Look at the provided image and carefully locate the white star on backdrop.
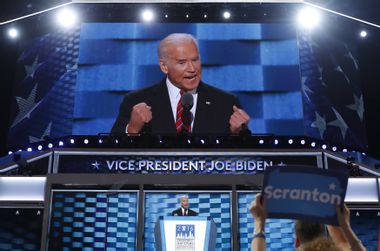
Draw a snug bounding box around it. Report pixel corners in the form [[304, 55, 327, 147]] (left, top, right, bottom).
[[302, 76, 314, 102], [347, 95, 364, 121], [11, 84, 42, 128], [311, 112, 326, 138], [328, 108, 349, 139], [24, 56, 42, 79], [29, 122, 52, 143]]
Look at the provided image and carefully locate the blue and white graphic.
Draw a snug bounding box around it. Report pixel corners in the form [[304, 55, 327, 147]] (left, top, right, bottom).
[[263, 165, 349, 225], [175, 224, 195, 251]]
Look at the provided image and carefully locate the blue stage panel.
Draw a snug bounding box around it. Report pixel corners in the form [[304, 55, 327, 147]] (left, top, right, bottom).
[[237, 192, 294, 251], [144, 191, 232, 251], [48, 191, 138, 250]]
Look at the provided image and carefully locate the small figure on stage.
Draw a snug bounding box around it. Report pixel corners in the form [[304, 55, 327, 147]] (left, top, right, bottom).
[[172, 195, 198, 216]]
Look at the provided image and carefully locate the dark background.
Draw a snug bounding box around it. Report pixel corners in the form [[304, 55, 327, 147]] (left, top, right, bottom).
[[1, 0, 380, 158]]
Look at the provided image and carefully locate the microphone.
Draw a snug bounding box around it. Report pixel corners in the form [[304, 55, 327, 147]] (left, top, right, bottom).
[[181, 92, 193, 111], [180, 92, 194, 133]]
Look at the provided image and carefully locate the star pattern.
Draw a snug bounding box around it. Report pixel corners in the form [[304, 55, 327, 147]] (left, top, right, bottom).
[[91, 161, 101, 170], [311, 112, 326, 138], [28, 122, 52, 143], [328, 108, 349, 140], [24, 56, 42, 79], [11, 84, 42, 128], [347, 95, 364, 121]]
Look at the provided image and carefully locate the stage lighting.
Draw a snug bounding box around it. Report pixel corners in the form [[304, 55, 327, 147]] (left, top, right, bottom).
[[98, 139, 103, 144], [8, 151, 13, 155], [259, 139, 264, 144], [332, 146, 337, 151], [288, 139, 293, 145], [274, 139, 279, 145], [141, 9, 154, 22], [70, 139, 75, 144], [204, 14, 208, 19], [300, 140, 306, 145], [48, 143, 53, 149], [38, 145, 43, 151], [56, 8, 78, 28], [342, 149, 348, 152], [58, 141, 64, 146], [27, 148, 32, 152], [165, 14, 168, 18], [297, 7, 320, 29], [360, 30, 367, 38], [8, 28, 19, 39], [311, 142, 316, 147], [84, 139, 89, 144], [322, 144, 327, 149], [186, 14, 189, 18], [201, 139, 205, 144], [223, 11, 231, 19]]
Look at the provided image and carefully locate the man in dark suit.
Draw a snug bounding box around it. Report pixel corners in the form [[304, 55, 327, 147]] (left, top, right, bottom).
[[172, 195, 198, 216], [111, 33, 250, 135]]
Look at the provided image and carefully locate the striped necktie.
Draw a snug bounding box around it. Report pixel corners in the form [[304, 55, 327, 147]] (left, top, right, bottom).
[[175, 91, 191, 133]]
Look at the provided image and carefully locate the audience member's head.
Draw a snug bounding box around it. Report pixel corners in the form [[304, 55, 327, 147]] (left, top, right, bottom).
[[299, 237, 340, 251], [294, 220, 325, 249]]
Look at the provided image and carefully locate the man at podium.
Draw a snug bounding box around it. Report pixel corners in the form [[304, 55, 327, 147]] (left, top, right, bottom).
[[172, 195, 198, 216]]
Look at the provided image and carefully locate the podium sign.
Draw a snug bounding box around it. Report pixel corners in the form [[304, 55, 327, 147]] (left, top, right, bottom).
[[155, 216, 216, 251]]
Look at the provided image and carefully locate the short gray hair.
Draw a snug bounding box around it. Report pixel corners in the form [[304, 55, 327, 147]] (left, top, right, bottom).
[[158, 33, 199, 60]]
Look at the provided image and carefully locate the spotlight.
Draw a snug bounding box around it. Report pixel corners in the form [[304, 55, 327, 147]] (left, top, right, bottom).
[[186, 14, 189, 18], [360, 30, 367, 38], [165, 14, 168, 18], [70, 139, 75, 144], [59, 141, 64, 146], [8, 151, 13, 155], [297, 7, 320, 29], [56, 8, 78, 28], [187, 139, 191, 144], [115, 139, 119, 144], [27, 148, 32, 152], [141, 9, 154, 22], [223, 11, 231, 19], [98, 139, 103, 144], [48, 143, 53, 149], [84, 139, 89, 144], [311, 142, 316, 147], [322, 144, 327, 149], [300, 140, 306, 145], [18, 149, 22, 152], [332, 146, 337, 151], [274, 139, 279, 145], [216, 139, 220, 144], [259, 139, 264, 144], [342, 149, 348, 152], [204, 14, 208, 18], [38, 145, 43, 151], [200, 139, 205, 144], [288, 139, 293, 145], [8, 28, 19, 39]]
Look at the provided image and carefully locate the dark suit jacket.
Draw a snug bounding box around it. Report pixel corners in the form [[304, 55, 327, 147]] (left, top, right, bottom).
[[172, 207, 198, 216], [111, 79, 242, 134]]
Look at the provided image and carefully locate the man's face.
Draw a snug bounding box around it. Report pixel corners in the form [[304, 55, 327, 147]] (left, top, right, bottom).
[[180, 197, 189, 209], [159, 40, 201, 91]]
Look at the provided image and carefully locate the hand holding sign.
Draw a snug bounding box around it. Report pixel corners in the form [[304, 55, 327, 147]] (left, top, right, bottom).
[[262, 165, 349, 225]]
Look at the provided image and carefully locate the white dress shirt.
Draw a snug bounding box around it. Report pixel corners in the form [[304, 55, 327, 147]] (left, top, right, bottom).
[[166, 78, 198, 132]]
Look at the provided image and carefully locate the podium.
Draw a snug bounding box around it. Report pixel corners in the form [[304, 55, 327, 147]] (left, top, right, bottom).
[[155, 216, 217, 251]]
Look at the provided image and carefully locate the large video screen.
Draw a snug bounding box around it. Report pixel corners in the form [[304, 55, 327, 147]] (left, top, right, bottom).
[[8, 22, 303, 148]]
